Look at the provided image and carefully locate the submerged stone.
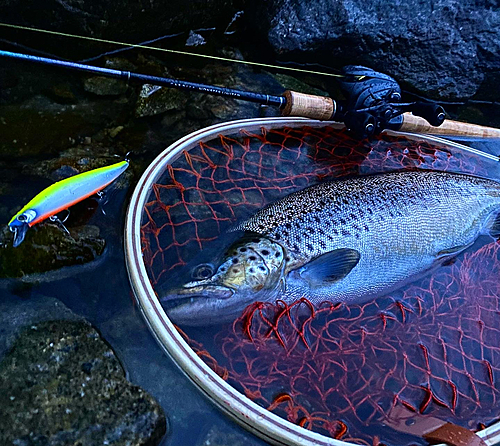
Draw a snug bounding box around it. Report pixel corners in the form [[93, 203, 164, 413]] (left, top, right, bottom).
[[0, 223, 106, 279], [0, 320, 166, 446], [135, 85, 187, 118]]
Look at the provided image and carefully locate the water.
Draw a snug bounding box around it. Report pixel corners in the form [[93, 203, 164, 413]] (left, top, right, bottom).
[[141, 123, 500, 445], [2, 47, 500, 446], [0, 57, 271, 445]]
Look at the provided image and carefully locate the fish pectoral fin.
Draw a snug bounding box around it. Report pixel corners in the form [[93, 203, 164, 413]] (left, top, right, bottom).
[[298, 248, 360, 287]]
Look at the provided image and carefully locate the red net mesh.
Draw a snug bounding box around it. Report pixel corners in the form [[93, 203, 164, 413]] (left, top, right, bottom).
[[140, 125, 499, 445]]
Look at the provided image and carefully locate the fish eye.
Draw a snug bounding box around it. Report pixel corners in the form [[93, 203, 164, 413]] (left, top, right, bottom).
[[17, 214, 27, 222], [192, 263, 214, 279]]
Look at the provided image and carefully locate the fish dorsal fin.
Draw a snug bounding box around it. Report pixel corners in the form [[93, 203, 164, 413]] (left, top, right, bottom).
[[298, 248, 360, 287]]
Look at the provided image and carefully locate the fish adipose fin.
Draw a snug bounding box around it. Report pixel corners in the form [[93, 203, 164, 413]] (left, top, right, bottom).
[[298, 248, 360, 287]]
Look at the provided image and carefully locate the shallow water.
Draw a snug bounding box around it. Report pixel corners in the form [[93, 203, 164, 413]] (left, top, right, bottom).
[[2, 44, 500, 446], [141, 125, 500, 445], [0, 57, 274, 445]]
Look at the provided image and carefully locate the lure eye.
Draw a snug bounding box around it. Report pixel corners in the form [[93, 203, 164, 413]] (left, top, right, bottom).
[[15, 210, 36, 224], [193, 264, 214, 280]]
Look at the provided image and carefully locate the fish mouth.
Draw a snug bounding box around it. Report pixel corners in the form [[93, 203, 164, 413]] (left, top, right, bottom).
[[160, 284, 234, 311]]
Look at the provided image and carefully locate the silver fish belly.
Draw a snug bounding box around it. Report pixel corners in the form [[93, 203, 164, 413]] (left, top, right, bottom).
[[234, 170, 500, 304]]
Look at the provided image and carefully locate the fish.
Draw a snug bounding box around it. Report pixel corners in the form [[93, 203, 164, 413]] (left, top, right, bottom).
[[8, 160, 129, 247], [161, 170, 500, 326]]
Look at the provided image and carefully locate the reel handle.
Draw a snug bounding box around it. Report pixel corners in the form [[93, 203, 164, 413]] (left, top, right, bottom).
[[410, 102, 446, 127]]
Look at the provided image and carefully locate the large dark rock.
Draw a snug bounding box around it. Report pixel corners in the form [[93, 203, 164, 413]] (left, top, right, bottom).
[[0, 0, 244, 59], [255, 0, 500, 100], [0, 319, 166, 446]]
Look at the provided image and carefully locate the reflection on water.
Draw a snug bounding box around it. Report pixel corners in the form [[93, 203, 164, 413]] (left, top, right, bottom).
[[142, 125, 500, 445]]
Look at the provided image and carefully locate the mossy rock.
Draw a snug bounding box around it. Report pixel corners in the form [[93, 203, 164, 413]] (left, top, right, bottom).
[[0, 224, 105, 279], [0, 320, 166, 446]]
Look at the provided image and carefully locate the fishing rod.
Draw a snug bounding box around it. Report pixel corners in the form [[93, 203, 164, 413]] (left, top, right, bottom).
[[2, 50, 500, 139]]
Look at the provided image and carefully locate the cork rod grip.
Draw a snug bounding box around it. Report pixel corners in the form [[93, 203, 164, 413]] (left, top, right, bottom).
[[281, 90, 336, 121], [400, 113, 500, 138]]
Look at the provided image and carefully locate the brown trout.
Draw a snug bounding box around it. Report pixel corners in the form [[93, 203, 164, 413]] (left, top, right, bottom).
[[161, 170, 500, 325]]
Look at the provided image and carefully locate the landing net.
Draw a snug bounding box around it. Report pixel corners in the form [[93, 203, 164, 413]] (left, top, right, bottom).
[[140, 124, 499, 445]]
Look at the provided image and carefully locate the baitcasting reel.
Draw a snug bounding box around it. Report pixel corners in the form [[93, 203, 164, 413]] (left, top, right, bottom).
[[337, 66, 446, 138]]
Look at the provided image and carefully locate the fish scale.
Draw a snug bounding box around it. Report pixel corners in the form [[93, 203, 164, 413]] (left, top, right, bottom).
[[234, 171, 500, 301], [163, 170, 500, 325]]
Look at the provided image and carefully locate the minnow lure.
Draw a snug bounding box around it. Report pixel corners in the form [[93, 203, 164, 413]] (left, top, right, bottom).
[[8, 160, 129, 247]]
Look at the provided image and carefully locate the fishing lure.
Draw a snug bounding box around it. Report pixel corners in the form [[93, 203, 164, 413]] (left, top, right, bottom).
[[8, 160, 129, 247]]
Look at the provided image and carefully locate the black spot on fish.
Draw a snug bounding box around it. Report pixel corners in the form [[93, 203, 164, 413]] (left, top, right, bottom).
[[249, 256, 257, 261], [285, 223, 292, 229], [233, 268, 240, 273], [275, 252, 281, 258], [252, 238, 260, 243], [220, 267, 226, 272], [261, 250, 269, 256], [232, 258, 239, 264], [249, 268, 255, 273], [285, 256, 291, 262], [258, 266, 266, 271], [240, 247, 247, 252], [293, 243, 299, 251], [307, 243, 313, 251]]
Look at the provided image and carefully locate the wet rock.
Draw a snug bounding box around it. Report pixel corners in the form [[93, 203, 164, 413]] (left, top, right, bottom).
[[0, 0, 244, 60], [0, 320, 166, 446], [201, 425, 250, 446], [0, 223, 106, 279], [84, 76, 129, 97], [0, 294, 83, 360], [255, 0, 500, 100], [186, 30, 207, 47], [0, 95, 130, 158], [270, 73, 328, 97], [49, 83, 78, 104], [135, 85, 187, 118], [22, 144, 132, 186]]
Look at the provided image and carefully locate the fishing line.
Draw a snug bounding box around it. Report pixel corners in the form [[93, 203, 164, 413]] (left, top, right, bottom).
[[0, 22, 346, 78], [79, 32, 185, 63]]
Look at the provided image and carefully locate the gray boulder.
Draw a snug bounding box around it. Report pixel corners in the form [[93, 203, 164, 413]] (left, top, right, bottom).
[[256, 0, 500, 99], [0, 318, 166, 446]]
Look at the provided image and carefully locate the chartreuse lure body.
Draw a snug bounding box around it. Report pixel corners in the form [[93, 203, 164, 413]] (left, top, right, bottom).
[[8, 160, 129, 247]]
